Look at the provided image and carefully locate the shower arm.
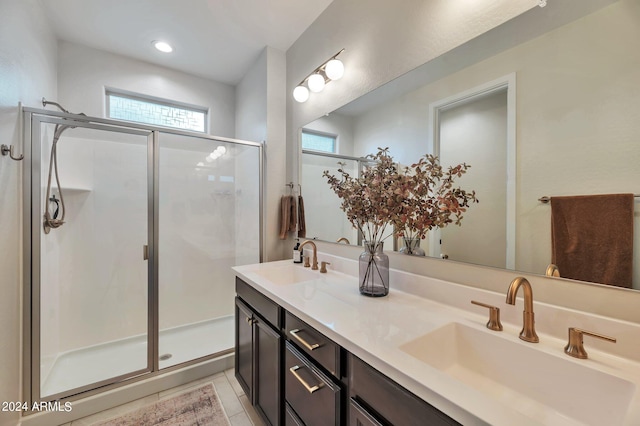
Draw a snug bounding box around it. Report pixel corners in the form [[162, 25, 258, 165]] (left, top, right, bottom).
[[42, 97, 70, 113]]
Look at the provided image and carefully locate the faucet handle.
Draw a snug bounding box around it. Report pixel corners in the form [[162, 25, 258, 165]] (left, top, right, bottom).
[[564, 327, 616, 359], [320, 261, 331, 273], [303, 255, 310, 268], [471, 300, 503, 331]]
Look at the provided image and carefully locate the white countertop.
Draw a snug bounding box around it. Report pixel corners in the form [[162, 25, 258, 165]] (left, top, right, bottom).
[[233, 257, 640, 426]]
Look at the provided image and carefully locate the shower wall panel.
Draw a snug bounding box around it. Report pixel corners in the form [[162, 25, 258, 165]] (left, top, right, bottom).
[[158, 143, 236, 329], [158, 134, 260, 367], [40, 133, 148, 354], [234, 147, 260, 266]]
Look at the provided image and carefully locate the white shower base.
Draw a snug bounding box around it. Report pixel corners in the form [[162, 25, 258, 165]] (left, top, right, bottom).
[[41, 315, 234, 397]]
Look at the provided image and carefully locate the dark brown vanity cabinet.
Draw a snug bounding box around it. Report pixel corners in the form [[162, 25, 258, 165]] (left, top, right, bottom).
[[235, 278, 282, 426], [235, 277, 462, 426]]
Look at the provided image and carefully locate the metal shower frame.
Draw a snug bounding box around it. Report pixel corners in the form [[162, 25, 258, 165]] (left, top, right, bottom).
[[22, 106, 264, 406]]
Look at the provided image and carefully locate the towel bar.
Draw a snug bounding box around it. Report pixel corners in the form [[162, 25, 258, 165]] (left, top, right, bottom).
[[539, 194, 640, 204]]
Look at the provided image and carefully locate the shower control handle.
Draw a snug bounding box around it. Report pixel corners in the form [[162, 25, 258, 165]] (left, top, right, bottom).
[[143, 245, 149, 261]]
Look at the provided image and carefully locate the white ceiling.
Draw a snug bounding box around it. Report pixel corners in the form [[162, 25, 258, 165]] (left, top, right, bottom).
[[41, 0, 334, 85]]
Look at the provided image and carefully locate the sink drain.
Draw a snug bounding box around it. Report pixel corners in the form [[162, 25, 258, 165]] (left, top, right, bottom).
[[159, 353, 172, 361]]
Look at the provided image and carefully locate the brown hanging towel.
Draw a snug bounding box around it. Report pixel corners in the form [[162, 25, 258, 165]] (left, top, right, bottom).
[[298, 195, 306, 238], [279, 195, 291, 240], [551, 193, 634, 288], [289, 195, 297, 233]]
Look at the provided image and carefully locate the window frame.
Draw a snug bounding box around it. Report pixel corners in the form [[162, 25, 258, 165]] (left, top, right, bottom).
[[301, 128, 338, 154], [105, 88, 209, 133]]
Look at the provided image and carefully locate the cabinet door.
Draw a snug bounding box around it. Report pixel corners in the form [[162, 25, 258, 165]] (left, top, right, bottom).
[[255, 318, 282, 425], [235, 298, 254, 400]]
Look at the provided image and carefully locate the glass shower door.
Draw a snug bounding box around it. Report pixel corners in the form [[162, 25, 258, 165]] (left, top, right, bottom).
[[157, 133, 261, 368], [33, 116, 153, 399]]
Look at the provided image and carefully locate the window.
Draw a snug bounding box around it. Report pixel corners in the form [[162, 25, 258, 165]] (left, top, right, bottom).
[[301, 130, 337, 153], [106, 90, 207, 132]]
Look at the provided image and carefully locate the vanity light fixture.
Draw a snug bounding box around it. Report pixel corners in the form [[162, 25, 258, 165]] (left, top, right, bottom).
[[538, 0, 547, 7], [293, 48, 345, 103], [153, 40, 174, 53], [205, 145, 227, 163]]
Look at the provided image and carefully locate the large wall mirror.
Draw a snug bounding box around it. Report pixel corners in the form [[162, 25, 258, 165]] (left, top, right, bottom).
[[300, 0, 640, 290]]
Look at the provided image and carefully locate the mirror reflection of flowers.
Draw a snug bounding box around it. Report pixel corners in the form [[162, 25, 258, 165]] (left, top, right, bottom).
[[396, 153, 478, 254], [323, 147, 478, 253]]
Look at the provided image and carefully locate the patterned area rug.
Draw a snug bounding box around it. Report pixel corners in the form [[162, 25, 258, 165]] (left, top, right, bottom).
[[94, 383, 231, 426]]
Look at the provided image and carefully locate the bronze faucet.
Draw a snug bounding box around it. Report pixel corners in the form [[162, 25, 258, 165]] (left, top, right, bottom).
[[505, 277, 539, 343], [336, 237, 350, 244], [299, 240, 318, 270]]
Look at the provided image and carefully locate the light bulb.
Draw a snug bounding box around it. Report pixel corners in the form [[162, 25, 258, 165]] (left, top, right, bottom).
[[325, 59, 344, 80], [293, 85, 309, 103], [216, 146, 227, 154], [205, 155, 214, 163], [307, 74, 325, 93], [153, 41, 173, 53]]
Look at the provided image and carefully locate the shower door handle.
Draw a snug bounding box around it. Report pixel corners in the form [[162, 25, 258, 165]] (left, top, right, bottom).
[[143, 245, 149, 261]]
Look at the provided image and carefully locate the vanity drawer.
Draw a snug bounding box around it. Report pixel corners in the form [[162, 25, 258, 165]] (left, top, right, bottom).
[[349, 354, 460, 426], [236, 277, 281, 328], [349, 398, 384, 426], [285, 342, 341, 426], [285, 311, 341, 377], [285, 403, 305, 426]]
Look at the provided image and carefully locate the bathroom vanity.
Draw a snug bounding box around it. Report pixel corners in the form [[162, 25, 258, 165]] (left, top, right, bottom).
[[234, 256, 640, 425]]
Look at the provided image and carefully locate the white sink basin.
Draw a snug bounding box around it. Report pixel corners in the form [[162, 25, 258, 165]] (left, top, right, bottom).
[[252, 265, 320, 285], [400, 322, 635, 426]]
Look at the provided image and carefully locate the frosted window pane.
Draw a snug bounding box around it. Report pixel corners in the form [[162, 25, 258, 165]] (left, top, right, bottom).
[[301, 131, 336, 153], [107, 93, 206, 132]]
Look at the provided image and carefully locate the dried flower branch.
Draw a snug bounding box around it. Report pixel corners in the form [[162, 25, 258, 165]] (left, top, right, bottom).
[[323, 147, 478, 251]]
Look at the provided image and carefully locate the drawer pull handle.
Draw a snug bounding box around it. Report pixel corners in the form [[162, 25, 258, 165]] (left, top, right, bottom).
[[289, 365, 323, 394], [289, 329, 322, 351]]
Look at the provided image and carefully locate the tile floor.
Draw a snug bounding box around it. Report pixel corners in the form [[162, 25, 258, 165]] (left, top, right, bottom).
[[61, 369, 265, 426]]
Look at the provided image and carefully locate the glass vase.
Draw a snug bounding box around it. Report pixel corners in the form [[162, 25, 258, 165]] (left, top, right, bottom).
[[359, 241, 389, 297], [399, 237, 426, 256]]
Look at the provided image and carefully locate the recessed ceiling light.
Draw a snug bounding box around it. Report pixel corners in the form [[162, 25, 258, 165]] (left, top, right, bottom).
[[153, 41, 173, 53]]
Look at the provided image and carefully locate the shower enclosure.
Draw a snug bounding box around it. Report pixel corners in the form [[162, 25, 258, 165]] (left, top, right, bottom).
[[22, 107, 262, 403]]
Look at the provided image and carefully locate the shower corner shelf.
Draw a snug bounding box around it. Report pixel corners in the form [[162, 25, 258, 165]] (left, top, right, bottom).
[[54, 186, 92, 194]]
